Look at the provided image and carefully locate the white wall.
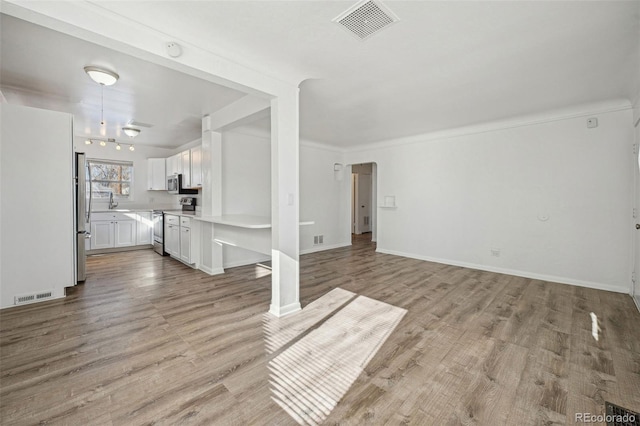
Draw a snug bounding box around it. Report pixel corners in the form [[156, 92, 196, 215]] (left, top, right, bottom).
[[73, 137, 180, 210], [219, 129, 272, 267], [216, 128, 350, 266], [346, 104, 635, 293], [299, 142, 351, 254]]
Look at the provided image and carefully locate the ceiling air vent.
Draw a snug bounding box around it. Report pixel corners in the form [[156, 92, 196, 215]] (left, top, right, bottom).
[[333, 0, 400, 41]]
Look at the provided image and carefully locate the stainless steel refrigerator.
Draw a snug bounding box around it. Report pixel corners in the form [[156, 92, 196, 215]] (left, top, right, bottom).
[[75, 152, 91, 282]]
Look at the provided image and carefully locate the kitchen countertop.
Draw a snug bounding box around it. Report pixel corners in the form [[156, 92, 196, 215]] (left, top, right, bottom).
[[91, 209, 153, 213], [194, 214, 313, 229], [162, 210, 200, 217]]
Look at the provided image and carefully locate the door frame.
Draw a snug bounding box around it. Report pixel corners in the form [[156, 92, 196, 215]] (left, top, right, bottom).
[[349, 163, 377, 242], [633, 113, 640, 311]]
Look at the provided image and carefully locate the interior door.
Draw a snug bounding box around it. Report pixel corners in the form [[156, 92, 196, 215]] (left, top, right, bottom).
[[358, 173, 372, 233]]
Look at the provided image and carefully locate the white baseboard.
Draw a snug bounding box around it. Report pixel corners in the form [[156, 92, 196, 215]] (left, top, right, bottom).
[[301, 242, 351, 255], [376, 248, 630, 294], [269, 301, 302, 317], [198, 265, 224, 276]]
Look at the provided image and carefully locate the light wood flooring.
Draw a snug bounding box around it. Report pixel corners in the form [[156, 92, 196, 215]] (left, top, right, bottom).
[[1, 235, 639, 425]]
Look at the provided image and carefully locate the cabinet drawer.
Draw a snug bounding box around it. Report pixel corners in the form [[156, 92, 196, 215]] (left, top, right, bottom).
[[180, 217, 191, 228], [165, 214, 179, 225]]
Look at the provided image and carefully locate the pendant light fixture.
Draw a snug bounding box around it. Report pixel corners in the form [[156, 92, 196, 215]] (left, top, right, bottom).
[[84, 66, 135, 153]]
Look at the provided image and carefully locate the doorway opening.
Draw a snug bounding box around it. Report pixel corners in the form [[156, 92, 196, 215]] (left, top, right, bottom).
[[351, 163, 377, 244]]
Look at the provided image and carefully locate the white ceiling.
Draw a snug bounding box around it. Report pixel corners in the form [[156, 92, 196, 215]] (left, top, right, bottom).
[[1, 1, 639, 148], [0, 14, 248, 149]]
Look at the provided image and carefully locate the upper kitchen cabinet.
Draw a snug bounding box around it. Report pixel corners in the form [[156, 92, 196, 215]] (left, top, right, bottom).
[[147, 158, 166, 190], [164, 146, 202, 189], [166, 153, 181, 176], [180, 150, 191, 188], [190, 146, 203, 188]]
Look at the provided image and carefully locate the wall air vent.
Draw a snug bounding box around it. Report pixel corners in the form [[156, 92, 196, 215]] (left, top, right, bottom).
[[333, 0, 400, 41], [14, 290, 53, 305]]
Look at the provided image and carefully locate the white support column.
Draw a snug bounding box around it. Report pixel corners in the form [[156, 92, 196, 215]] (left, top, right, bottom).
[[269, 87, 301, 317], [201, 116, 224, 274]]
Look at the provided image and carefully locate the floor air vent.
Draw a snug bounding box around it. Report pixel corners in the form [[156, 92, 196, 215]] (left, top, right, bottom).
[[14, 291, 53, 305], [605, 402, 639, 426], [333, 0, 399, 41]]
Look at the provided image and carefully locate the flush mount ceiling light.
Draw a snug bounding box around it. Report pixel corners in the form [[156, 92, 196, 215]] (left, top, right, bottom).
[[84, 66, 119, 86], [123, 127, 140, 138]]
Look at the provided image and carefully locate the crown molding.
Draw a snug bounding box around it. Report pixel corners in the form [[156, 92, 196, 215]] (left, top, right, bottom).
[[345, 98, 633, 154]]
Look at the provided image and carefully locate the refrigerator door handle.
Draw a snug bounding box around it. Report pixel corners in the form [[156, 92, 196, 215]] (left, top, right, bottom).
[[86, 161, 93, 223]]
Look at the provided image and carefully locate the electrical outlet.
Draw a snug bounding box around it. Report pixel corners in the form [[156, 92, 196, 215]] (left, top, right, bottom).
[[319, 235, 324, 244], [314, 236, 318, 245], [587, 117, 598, 128], [491, 248, 501, 257]]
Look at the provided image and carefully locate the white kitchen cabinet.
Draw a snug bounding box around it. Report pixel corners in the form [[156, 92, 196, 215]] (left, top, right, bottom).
[[164, 214, 199, 265], [190, 146, 202, 188], [164, 215, 180, 257], [89, 212, 146, 251], [147, 158, 166, 190], [166, 153, 181, 176], [136, 212, 153, 245], [180, 227, 191, 263], [114, 220, 136, 247], [180, 150, 191, 188], [90, 221, 114, 250], [166, 224, 180, 257]]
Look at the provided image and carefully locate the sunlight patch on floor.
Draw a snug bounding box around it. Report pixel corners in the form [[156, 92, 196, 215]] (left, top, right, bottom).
[[262, 288, 355, 354], [264, 291, 406, 425]]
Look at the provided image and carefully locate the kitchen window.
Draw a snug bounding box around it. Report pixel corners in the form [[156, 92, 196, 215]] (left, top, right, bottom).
[[87, 159, 133, 199]]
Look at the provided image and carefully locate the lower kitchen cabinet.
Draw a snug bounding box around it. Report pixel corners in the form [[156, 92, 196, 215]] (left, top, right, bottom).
[[89, 211, 151, 251], [136, 212, 153, 245], [114, 220, 136, 247], [180, 227, 191, 263], [164, 214, 199, 265], [90, 221, 114, 249]]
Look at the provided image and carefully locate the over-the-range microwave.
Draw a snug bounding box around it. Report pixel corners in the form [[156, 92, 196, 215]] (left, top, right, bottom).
[[167, 174, 197, 194]]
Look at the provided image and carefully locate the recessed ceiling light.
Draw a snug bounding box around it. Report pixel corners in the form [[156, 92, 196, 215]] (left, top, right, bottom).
[[99, 140, 106, 147], [85, 139, 92, 145], [116, 143, 121, 150], [129, 145, 135, 151], [123, 127, 140, 138], [84, 66, 119, 86]]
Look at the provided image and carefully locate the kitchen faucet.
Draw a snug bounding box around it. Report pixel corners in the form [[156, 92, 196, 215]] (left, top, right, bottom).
[[108, 192, 118, 210]]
